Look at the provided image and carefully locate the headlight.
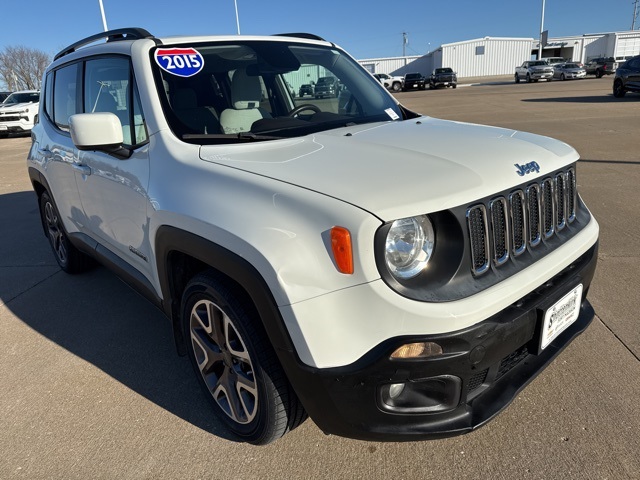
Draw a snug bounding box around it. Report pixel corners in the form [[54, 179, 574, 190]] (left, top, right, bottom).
[[384, 215, 435, 279]]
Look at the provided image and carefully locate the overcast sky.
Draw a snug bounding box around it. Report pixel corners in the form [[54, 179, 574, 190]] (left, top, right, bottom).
[[1, 0, 637, 59]]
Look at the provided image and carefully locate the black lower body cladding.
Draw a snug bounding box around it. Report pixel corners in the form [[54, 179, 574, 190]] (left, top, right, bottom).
[[280, 243, 598, 441]]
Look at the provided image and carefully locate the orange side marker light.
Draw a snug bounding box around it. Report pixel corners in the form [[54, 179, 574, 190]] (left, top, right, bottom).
[[330, 226, 354, 274]]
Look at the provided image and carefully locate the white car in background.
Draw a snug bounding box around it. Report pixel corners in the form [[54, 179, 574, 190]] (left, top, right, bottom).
[[373, 72, 404, 91], [0, 90, 40, 135]]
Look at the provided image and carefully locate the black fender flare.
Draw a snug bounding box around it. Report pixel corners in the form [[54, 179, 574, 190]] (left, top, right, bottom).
[[154, 226, 295, 357]]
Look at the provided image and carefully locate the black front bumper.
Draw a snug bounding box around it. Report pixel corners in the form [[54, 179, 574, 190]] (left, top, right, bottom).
[[283, 243, 598, 441]]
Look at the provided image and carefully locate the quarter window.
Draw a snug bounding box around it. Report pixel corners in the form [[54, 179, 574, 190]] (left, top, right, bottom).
[[53, 63, 80, 131]]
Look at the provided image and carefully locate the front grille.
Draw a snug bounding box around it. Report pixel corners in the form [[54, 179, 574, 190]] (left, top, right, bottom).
[[496, 345, 529, 381], [0, 115, 21, 122], [467, 167, 577, 276]]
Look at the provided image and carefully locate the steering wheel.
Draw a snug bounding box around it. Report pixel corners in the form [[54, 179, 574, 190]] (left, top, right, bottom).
[[287, 104, 321, 117]]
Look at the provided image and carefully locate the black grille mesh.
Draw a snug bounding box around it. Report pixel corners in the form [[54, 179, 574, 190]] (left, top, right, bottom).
[[467, 168, 577, 275]]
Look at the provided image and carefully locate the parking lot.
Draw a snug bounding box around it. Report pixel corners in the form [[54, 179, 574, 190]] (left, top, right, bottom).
[[1, 76, 639, 479]]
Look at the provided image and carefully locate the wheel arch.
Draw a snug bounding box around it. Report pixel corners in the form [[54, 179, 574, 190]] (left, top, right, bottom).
[[155, 226, 295, 358], [28, 167, 53, 236]]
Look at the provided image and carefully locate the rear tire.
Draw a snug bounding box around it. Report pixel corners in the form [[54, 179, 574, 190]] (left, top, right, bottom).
[[39, 191, 93, 273], [182, 271, 306, 445]]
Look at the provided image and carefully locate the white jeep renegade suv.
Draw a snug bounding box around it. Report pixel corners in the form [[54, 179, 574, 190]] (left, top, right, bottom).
[[28, 28, 599, 444]]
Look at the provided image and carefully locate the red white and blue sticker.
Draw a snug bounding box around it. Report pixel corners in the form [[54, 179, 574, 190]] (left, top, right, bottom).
[[154, 47, 204, 77]]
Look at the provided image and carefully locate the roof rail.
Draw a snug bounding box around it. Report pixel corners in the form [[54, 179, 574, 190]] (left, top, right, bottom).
[[273, 33, 326, 42], [54, 27, 157, 61]]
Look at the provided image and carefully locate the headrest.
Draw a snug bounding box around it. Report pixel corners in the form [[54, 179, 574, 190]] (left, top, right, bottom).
[[231, 69, 262, 110], [174, 88, 197, 109]]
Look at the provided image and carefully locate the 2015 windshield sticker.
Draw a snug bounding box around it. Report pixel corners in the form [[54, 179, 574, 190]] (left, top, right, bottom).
[[154, 48, 204, 77]]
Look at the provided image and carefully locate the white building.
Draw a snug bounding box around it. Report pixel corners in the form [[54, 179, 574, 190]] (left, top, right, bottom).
[[358, 30, 640, 79]]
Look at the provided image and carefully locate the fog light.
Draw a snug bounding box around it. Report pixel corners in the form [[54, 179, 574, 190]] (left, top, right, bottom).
[[390, 342, 443, 359], [380, 375, 461, 413], [388, 383, 405, 399]]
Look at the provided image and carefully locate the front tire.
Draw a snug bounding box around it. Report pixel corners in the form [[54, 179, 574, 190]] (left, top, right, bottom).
[[182, 272, 306, 445], [515, 74, 520, 83], [526, 73, 532, 83], [613, 79, 626, 98], [596, 69, 603, 78], [39, 191, 92, 273], [392, 82, 401, 92]]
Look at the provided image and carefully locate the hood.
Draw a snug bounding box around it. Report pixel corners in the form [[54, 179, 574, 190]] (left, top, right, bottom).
[[0, 101, 37, 112], [200, 117, 578, 221]]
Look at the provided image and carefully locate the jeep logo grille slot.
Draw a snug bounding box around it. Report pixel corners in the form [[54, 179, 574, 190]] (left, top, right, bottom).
[[509, 190, 527, 256], [466, 205, 490, 276], [489, 198, 510, 266], [541, 178, 555, 239]]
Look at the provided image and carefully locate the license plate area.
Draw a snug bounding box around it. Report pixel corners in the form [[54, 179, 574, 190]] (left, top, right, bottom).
[[540, 284, 583, 350]]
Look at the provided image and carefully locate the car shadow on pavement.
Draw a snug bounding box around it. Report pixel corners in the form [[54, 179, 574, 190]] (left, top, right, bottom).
[[522, 95, 639, 103], [0, 190, 237, 442]]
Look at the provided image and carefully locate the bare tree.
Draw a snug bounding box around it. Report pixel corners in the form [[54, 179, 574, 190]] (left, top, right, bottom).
[[0, 46, 51, 91]]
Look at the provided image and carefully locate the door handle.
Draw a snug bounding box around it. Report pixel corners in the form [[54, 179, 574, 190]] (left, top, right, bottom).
[[72, 164, 92, 176]]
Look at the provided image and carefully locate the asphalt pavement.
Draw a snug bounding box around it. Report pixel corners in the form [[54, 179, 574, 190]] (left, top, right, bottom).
[[1, 75, 639, 479]]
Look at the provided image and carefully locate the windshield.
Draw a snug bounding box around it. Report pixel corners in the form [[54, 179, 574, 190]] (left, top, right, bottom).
[[3, 92, 39, 105], [151, 40, 404, 144], [530, 61, 547, 67], [435, 68, 453, 74]]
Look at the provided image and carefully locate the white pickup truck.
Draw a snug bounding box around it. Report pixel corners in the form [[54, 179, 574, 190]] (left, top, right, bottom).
[[515, 61, 555, 83], [374, 72, 404, 91]]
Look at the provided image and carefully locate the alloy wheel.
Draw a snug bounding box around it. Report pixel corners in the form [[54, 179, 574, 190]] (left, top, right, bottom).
[[189, 299, 258, 424]]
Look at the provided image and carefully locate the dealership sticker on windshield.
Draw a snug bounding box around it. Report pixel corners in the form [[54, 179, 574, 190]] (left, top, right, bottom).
[[154, 48, 204, 77], [385, 108, 400, 120], [540, 284, 583, 350]]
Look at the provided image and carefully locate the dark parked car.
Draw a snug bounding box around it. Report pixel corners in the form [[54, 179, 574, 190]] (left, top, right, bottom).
[[613, 55, 640, 97], [314, 76, 340, 98], [429, 68, 457, 89], [402, 72, 426, 91], [299, 83, 314, 97], [585, 57, 617, 78]]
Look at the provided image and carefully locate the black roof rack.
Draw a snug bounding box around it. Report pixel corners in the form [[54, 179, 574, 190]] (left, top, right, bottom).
[[54, 27, 157, 61], [273, 33, 326, 42]]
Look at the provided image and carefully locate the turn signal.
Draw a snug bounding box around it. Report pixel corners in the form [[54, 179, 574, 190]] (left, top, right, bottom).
[[330, 226, 354, 274]]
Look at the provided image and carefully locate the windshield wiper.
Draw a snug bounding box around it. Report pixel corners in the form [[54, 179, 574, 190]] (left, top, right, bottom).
[[182, 132, 283, 143]]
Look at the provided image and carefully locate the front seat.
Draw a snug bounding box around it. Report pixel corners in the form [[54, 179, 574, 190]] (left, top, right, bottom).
[[220, 69, 270, 134], [173, 88, 220, 134]]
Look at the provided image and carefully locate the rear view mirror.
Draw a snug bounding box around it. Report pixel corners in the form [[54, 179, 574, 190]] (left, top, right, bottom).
[[69, 113, 131, 159]]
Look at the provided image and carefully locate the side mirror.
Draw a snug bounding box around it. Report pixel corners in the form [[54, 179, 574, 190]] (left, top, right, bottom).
[[69, 113, 131, 159]]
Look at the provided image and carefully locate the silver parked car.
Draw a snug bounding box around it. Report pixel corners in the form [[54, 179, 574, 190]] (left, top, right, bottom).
[[553, 63, 586, 81]]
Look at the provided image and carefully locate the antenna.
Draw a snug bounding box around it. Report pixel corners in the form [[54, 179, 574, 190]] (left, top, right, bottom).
[[633, 0, 639, 30], [402, 32, 408, 57]]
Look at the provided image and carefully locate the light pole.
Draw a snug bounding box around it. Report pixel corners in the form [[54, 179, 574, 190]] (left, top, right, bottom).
[[234, 0, 240, 35], [98, 0, 108, 31], [538, 0, 546, 60]]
